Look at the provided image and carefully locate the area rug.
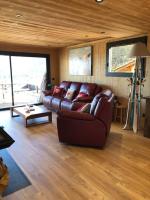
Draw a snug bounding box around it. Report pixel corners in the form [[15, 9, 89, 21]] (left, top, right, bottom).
[[0, 150, 31, 196]]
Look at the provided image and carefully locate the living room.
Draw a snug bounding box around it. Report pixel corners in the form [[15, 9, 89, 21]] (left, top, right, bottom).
[[0, 0, 150, 199]]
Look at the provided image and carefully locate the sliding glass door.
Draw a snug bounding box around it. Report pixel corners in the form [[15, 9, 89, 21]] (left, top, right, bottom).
[[0, 55, 12, 109], [11, 56, 47, 105], [0, 52, 50, 110]]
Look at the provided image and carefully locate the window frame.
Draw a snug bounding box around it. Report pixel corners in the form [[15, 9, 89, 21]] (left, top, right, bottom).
[[106, 36, 147, 77]]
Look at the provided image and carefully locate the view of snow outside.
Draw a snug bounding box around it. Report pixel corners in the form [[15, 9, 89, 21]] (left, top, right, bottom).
[[109, 44, 135, 72], [0, 55, 46, 108]]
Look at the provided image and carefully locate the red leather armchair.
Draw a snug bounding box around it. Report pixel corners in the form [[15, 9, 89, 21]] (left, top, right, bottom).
[[57, 90, 114, 148]]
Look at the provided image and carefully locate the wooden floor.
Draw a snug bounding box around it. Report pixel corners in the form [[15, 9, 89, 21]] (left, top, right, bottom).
[[0, 111, 150, 200]]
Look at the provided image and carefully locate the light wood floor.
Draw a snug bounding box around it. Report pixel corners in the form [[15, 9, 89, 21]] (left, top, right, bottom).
[[0, 111, 150, 200]]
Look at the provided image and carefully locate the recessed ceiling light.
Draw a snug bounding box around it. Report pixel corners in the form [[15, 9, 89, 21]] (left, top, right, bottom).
[[16, 14, 22, 18], [95, 0, 104, 3]]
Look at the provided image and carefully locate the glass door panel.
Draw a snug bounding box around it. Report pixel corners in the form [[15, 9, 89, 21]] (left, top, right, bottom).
[[11, 56, 47, 105], [0, 55, 12, 109]]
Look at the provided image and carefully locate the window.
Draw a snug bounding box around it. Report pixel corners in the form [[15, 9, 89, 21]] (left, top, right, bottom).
[[106, 36, 147, 77], [0, 52, 50, 110]]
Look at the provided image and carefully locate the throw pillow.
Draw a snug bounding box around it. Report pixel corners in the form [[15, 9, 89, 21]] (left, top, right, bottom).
[[64, 89, 75, 100], [77, 103, 91, 113], [76, 92, 88, 99], [52, 86, 64, 97]]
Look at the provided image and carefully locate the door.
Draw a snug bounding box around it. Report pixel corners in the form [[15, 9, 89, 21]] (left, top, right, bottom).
[[0, 52, 49, 110], [11, 56, 47, 106], [0, 55, 12, 109]]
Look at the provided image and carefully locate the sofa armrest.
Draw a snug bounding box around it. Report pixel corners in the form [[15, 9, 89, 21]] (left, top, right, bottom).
[[57, 110, 95, 121], [73, 96, 93, 103], [42, 89, 53, 96]]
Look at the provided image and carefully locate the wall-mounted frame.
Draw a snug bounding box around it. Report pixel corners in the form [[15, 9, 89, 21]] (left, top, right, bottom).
[[69, 46, 93, 76], [106, 36, 147, 77]]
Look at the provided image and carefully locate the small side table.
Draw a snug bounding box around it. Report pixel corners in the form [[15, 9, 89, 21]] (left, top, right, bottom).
[[114, 104, 127, 123]]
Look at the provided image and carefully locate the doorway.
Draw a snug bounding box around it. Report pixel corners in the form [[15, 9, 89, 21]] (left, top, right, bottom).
[[0, 52, 50, 110]]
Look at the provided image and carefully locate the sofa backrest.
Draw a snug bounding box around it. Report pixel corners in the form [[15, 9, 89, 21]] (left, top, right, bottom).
[[90, 89, 112, 115], [59, 81, 103, 100], [59, 81, 71, 92], [94, 85, 103, 95], [79, 83, 97, 96], [101, 89, 112, 98], [68, 82, 82, 98], [69, 82, 81, 91]]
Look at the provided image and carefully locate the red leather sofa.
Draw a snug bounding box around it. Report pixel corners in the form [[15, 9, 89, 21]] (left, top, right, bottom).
[[57, 90, 114, 148], [43, 81, 102, 112]]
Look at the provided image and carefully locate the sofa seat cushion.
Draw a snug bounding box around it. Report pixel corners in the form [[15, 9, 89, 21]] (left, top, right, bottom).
[[61, 100, 73, 111], [51, 97, 62, 111], [43, 96, 53, 110]]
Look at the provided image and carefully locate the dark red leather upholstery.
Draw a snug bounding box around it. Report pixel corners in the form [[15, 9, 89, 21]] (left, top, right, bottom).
[[79, 83, 97, 96], [42, 96, 53, 110], [90, 89, 112, 114], [51, 97, 62, 112], [59, 81, 71, 92], [95, 85, 103, 95], [57, 91, 114, 148], [60, 100, 73, 111], [90, 93, 102, 115], [43, 81, 103, 112], [69, 82, 82, 94], [94, 95, 114, 135]]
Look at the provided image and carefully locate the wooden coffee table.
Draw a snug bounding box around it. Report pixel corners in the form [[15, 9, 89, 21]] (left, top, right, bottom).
[[11, 105, 52, 127]]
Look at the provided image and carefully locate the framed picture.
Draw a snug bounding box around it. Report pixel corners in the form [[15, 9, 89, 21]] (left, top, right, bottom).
[[69, 46, 92, 75], [106, 36, 147, 77]]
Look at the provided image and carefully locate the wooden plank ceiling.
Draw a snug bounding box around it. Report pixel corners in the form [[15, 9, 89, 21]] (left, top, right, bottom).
[[0, 0, 150, 48]]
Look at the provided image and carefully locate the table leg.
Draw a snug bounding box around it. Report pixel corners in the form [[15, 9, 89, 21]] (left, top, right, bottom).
[[121, 108, 123, 123], [25, 119, 28, 127], [48, 113, 52, 122], [10, 107, 20, 118], [114, 107, 117, 121], [10, 107, 13, 117]]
